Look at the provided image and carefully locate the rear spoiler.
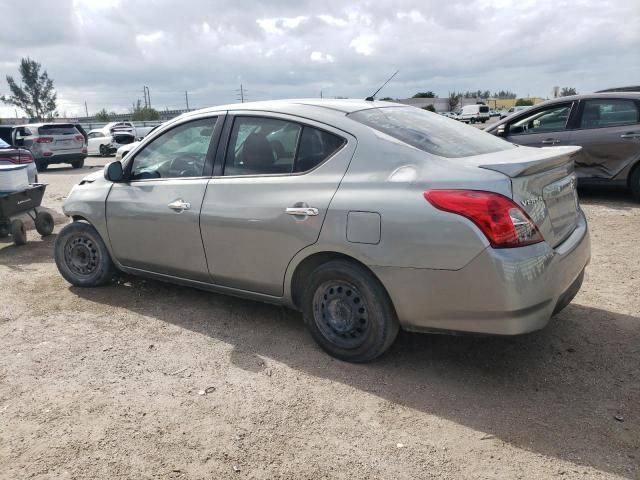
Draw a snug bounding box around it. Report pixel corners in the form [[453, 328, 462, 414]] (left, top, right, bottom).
[[479, 146, 582, 178]]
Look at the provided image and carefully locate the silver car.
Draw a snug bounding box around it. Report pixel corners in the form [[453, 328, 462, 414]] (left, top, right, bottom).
[[54, 99, 590, 362], [13, 123, 87, 171]]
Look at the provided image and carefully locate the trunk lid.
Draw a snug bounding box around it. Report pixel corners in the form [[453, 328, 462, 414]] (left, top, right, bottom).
[[470, 145, 581, 247]]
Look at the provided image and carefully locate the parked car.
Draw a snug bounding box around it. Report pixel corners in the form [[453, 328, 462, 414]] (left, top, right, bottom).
[[87, 129, 136, 156], [11, 123, 87, 171], [459, 104, 490, 123], [0, 127, 37, 183], [500, 105, 531, 119], [54, 99, 590, 362], [485, 92, 640, 199]]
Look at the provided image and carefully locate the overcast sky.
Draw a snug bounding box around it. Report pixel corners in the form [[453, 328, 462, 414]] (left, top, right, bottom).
[[0, 0, 638, 117]]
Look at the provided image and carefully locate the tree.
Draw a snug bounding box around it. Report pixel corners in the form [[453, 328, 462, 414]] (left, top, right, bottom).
[[130, 99, 160, 121], [493, 90, 517, 99], [515, 98, 534, 106], [448, 92, 460, 111], [95, 108, 111, 122], [412, 91, 436, 98], [1, 58, 57, 120], [560, 87, 577, 97], [379, 97, 395, 101], [422, 104, 436, 112]]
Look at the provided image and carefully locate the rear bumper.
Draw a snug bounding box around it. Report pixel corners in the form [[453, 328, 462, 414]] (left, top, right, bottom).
[[372, 210, 591, 335], [37, 152, 87, 164]]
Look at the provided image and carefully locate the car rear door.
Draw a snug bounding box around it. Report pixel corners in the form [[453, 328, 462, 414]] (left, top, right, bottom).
[[505, 101, 576, 147], [106, 114, 223, 282], [200, 113, 355, 296], [568, 98, 640, 180]]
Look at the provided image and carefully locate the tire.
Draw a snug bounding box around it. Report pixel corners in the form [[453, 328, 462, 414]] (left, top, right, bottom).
[[99, 145, 107, 156], [470, 118, 476, 124], [10, 219, 27, 246], [35, 210, 54, 237], [301, 260, 399, 362], [629, 165, 640, 202], [71, 158, 85, 169], [35, 160, 48, 172], [54, 222, 117, 287]]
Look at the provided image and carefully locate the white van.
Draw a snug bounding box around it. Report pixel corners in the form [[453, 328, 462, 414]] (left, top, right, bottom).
[[459, 104, 490, 124]]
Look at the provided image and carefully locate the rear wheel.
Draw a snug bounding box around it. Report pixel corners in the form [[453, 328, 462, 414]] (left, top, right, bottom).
[[71, 158, 85, 169], [302, 260, 399, 362], [10, 219, 27, 246], [35, 210, 54, 237], [470, 118, 476, 124], [629, 164, 640, 201], [0, 221, 9, 238], [54, 222, 116, 287], [35, 160, 48, 172]]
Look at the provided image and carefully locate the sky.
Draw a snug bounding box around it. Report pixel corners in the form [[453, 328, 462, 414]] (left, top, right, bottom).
[[0, 0, 638, 117]]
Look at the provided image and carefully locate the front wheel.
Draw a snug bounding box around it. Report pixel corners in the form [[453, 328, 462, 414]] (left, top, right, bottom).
[[99, 145, 107, 156], [302, 260, 399, 362], [629, 165, 640, 202], [54, 222, 117, 287]]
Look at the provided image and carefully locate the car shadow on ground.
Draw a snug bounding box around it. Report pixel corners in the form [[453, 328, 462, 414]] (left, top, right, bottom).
[[578, 184, 638, 210], [70, 275, 639, 477]]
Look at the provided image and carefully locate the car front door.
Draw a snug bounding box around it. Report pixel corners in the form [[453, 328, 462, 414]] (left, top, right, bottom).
[[505, 102, 576, 147], [106, 115, 223, 282], [568, 98, 640, 180], [200, 113, 355, 296]]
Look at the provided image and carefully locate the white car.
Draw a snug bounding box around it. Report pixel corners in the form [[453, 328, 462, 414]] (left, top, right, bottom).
[[87, 129, 136, 156], [114, 124, 161, 160]]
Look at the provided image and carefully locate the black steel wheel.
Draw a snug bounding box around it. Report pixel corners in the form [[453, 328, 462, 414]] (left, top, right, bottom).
[[99, 145, 107, 156], [54, 222, 116, 287], [35, 210, 54, 237], [10, 219, 27, 246], [302, 260, 399, 362]]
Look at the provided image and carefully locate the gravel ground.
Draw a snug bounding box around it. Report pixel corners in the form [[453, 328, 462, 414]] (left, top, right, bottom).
[[0, 158, 638, 479]]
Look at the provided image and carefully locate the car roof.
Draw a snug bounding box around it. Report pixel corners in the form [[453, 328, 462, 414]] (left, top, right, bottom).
[[536, 92, 640, 107], [184, 98, 405, 117]]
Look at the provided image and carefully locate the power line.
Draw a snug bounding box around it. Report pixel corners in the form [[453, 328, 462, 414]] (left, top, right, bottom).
[[235, 84, 247, 103], [185, 91, 190, 111]]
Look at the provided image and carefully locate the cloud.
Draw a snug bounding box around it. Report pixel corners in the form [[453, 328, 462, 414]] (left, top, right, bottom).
[[0, 0, 638, 117]]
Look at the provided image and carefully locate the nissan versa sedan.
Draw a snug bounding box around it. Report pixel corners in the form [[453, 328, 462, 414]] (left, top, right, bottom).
[[486, 92, 640, 200], [54, 99, 591, 362]]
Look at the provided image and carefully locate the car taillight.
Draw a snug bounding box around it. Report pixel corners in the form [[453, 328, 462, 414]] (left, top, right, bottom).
[[3, 152, 33, 164], [75, 135, 84, 142], [34, 136, 54, 143], [424, 189, 544, 248]]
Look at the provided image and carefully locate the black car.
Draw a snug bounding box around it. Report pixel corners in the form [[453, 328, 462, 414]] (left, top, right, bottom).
[[485, 93, 640, 200]]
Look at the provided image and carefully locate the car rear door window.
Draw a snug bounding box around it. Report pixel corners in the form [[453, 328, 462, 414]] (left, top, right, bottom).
[[129, 117, 217, 180], [38, 125, 78, 135], [579, 99, 640, 129], [223, 116, 345, 176], [509, 104, 573, 135]]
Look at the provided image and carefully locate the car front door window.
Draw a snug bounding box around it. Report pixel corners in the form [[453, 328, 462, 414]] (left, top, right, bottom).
[[129, 117, 217, 180], [509, 104, 573, 135]]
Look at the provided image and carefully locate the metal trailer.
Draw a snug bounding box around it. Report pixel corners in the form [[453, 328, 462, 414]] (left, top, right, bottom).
[[0, 184, 54, 246]]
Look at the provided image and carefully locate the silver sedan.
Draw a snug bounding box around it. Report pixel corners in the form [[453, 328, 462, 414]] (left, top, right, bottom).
[[54, 99, 590, 362]]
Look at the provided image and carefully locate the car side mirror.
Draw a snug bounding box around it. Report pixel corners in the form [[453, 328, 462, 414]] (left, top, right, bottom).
[[496, 125, 507, 137], [104, 161, 124, 182]]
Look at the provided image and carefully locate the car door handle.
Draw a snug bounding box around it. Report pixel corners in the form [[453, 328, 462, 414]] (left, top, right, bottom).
[[168, 199, 191, 212], [541, 138, 561, 145], [286, 207, 319, 216], [620, 132, 640, 139]]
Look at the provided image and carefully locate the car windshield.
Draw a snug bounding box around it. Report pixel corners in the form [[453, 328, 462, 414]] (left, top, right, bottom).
[[348, 106, 514, 158]]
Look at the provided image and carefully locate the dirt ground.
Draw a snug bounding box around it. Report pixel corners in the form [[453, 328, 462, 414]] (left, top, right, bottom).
[[0, 159, 638, 479]]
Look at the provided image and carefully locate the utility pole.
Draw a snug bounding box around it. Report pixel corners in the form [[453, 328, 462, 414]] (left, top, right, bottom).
[[320, 89, 323, 99], [185, 91, 190, 111], [236, 84, 246, 103], [84, 101, 89, 118]]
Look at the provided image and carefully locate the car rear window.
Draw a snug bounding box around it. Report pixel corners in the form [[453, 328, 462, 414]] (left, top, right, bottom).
[[479, 106, 489, 113], [38, 124, 78, 135], [348, 106, 514, 158]]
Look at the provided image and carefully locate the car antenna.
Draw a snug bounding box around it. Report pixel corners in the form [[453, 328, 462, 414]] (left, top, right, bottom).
[[365, 70, 399, 101]]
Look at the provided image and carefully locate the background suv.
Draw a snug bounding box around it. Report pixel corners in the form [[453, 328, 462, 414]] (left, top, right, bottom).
[[13, 123, 87, 171]]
